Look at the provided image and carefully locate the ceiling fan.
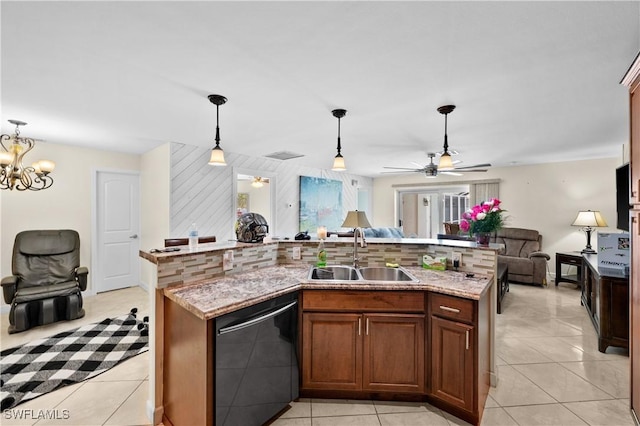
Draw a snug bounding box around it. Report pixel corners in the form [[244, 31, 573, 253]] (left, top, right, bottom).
[[383, 105, 491, 178]]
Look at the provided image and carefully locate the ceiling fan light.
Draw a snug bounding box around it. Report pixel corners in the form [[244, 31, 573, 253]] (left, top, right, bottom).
[[332, 154, 346, 171], [251, 177, 264, 188], [208, 145, 226, 166], [438, 153, 454, 171]]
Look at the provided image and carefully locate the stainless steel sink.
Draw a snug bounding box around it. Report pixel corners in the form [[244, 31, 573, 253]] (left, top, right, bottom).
[[309, 265, 360, 280], [358, 267, 419, 282]]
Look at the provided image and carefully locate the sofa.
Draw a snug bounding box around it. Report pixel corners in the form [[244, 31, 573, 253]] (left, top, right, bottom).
[[491, 227, 550, 286], [328, 227, 405, 238]]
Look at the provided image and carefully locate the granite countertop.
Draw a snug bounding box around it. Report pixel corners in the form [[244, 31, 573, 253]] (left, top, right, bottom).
[[139, 240, 279, 264], [164, 264, 493, 321]]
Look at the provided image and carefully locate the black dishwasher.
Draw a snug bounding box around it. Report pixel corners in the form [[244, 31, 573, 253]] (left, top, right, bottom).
[[215, 291, 299, 425]]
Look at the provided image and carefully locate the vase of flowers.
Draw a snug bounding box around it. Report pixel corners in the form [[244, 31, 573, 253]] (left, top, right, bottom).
[[459, 198, 505, 246]]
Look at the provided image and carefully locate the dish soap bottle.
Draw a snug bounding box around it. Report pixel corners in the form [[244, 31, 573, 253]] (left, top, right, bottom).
[[188, 223, 198, 251], [317, 239, 327, 267]]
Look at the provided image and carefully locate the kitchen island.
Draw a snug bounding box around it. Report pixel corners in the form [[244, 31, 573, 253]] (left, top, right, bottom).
[[140, 238, 500, 426]]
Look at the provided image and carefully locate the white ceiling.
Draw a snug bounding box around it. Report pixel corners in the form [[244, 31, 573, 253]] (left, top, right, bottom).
[[1, 1, 639, 177]]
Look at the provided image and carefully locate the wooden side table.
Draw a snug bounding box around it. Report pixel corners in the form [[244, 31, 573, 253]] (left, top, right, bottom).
[[497, 263, 509, 314], [555, 251, 583, 287]]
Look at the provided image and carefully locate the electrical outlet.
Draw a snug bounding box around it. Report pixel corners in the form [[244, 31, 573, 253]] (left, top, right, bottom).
[[223, 250, 234, 271], [452, 252, 462, 263], [292, 246, 301, 260]]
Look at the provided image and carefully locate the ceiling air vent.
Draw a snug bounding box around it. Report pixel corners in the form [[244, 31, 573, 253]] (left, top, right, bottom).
[[264, 151, 304, 161]]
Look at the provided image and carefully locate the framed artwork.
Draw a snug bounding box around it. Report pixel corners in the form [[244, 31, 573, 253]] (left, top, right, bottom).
[[237, 192, 249, 213], [299, 176, 343, 232]]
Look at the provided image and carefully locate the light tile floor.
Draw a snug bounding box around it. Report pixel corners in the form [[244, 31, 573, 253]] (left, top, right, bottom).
[[1, 286, 150, 426], [1, 283, 635, 425]]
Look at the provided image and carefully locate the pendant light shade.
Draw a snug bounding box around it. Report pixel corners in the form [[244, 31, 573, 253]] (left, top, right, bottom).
[[331, 109, 347, 171], [208, 94, 227, 166], [438, 153, 454, 170]]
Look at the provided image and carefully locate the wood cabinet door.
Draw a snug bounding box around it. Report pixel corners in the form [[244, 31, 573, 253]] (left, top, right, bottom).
[[362, 314, 425, 393], [430, 315, 474, 412], [301, 312, 362, 390], [631, 210, 640, 419], [630, 81, 640, 203]]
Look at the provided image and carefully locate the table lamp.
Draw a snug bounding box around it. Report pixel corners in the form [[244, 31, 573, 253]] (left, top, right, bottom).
[[572, 210, 607, 254]]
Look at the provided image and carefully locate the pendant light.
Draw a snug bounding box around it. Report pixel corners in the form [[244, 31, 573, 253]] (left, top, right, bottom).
[[331, 109, 347, 171], [437, 105, 456, 171], [208, 94, 227, 166]]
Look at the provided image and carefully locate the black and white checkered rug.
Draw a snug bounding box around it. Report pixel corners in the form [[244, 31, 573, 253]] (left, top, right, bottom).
[[0, 309, 149, 411]]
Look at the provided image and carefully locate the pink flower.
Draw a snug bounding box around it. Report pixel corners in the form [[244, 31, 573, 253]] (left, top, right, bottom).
[[459, 219, 470, 232]]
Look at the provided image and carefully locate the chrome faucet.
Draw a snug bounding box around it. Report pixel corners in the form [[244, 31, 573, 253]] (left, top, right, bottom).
[[353, 227, 367, 268]]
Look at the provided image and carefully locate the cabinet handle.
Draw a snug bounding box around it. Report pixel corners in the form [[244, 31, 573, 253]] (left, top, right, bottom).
[[465, 330, 470, 350], [439, 305, 460, 314], [366, 318, 369, 336], [358, 318, 361, 336]]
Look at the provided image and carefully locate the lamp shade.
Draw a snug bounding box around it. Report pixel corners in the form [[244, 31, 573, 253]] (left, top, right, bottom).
[[208, 145, 226, 166], [572, 210, 607, 228], [332, 154, 346, 171], [438, 153, 454, 171], [341, 210, 372, 228]]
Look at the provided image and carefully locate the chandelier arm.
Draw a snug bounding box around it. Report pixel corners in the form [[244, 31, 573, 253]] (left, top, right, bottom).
[[0, 134, 11, 152], [29, 174, 54, 191]]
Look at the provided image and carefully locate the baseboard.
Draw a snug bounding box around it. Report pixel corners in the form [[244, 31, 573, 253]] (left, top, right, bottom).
[[138, 280, 150, 293]]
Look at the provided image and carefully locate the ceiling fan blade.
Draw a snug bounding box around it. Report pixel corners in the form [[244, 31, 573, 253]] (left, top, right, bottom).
[[451, 169, 488, 173], [381, 170, 422, 174], [441, 171, 463, 176], [383, 166, 423, 171], [454, 163, 491, 170]]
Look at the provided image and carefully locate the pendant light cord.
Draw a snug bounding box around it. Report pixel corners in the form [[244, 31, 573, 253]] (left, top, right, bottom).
[[215, 104, 221, 147], [336, 116, 342, 155], [443, 113, 449, 154]]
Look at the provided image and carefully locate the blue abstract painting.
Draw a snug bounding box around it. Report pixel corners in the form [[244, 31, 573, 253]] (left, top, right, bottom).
[[299, 176, 343, 232]]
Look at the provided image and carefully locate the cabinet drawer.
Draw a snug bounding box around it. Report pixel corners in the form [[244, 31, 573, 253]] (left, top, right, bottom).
[[559, 256, 581, 265], [429, 293, 474, 323], [302, 290, 424, 312]]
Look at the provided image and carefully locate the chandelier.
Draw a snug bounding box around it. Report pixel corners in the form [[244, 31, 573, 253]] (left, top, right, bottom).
[[0, 120, 55, 191]]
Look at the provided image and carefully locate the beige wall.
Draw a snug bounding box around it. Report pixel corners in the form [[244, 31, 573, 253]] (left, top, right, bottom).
[[140, 143, 171, 289], [373, 157, 622, 274], [1, 142, 140, 302]]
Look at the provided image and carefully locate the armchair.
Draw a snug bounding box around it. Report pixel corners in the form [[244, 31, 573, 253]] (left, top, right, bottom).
[[491, 227, 550, 286], [2, 230, 88, 334]]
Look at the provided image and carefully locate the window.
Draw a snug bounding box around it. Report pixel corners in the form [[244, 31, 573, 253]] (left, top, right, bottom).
[[442, 193, 469, 223]]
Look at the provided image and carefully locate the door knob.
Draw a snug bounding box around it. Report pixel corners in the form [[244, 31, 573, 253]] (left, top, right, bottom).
[[129, 234, 138, 239]]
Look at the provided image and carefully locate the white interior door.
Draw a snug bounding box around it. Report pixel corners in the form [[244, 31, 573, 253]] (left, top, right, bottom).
[[95, 171, 140, 293]]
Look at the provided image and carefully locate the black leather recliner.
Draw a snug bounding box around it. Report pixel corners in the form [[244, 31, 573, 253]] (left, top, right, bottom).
[[1, 230, 88, 334]]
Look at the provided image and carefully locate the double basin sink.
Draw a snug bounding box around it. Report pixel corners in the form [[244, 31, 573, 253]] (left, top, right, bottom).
[[308, 265, 419, 282]]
